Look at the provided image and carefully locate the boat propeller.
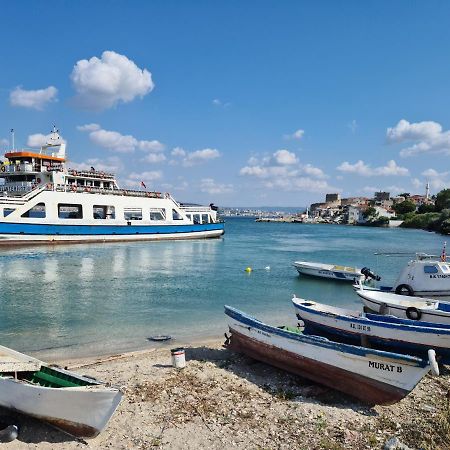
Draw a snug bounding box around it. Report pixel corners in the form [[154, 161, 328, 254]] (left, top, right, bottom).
[[361, 267, 381, 281]]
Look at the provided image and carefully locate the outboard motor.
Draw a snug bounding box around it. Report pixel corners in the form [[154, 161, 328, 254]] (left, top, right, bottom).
[[361, 267, 381, 281]]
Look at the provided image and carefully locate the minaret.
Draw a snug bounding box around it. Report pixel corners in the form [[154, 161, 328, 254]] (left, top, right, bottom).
[[425, 182, 430, 200]]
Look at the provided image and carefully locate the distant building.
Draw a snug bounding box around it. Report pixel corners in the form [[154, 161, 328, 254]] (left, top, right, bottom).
[[341, 197, 369, 207], [325, 193, 340, 203], [374, 191, 390, 201]]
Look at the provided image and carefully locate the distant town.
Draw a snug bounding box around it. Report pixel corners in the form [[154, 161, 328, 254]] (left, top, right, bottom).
[[221, 184, 434, 227]]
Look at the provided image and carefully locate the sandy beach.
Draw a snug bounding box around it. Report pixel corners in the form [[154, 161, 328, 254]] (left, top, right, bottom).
[[1, 337, 449, 450]]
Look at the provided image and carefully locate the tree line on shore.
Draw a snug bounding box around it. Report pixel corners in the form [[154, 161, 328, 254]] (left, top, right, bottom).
[[394, 189, 450, 234]]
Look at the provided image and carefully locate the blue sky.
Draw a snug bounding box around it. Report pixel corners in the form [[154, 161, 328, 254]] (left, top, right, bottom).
[[1, 1, 450, 206]]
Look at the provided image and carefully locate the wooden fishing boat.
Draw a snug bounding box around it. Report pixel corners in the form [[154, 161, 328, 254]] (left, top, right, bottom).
[[293, 261, 364, 282], [224, 305, 437, 405], [0, 345, 122, 438], [292, 296, 450, 362], [356, 287, 450, 325]]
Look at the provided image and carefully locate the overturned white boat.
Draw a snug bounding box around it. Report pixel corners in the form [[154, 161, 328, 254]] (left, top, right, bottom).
[[0, 345, 122, 438], [293, 261, 365, 282]]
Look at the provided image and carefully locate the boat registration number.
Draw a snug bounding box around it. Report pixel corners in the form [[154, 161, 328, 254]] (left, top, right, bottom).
[[350, 323, 371, 332], [368, 361, 402, 372]]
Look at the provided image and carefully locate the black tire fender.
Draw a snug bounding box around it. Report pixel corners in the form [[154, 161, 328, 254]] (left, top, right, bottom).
[[395, 284, 414, 296], [406, 307, 422, 321]]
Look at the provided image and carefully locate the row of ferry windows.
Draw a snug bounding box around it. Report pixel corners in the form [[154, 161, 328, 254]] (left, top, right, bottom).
[[8, 203, 210, 223]]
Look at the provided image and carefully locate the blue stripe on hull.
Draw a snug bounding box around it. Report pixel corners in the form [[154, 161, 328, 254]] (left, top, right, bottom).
[[302, 320, 450, 364], [0, 222, 224, 236]]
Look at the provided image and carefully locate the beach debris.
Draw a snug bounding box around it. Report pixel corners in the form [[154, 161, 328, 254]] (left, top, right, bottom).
[[148, 335, 172, 342], [171, 348, 186, 369], [0, 418, 19, 443], [383, 436, 413, 450]]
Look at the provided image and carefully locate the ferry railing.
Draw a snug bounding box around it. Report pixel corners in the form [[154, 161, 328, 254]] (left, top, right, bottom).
[[50, 184, 166, 199], [67, 169, 115, 180]]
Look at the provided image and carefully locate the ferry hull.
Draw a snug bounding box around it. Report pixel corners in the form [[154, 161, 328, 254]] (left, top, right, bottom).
[[0, 222, 224, 244]]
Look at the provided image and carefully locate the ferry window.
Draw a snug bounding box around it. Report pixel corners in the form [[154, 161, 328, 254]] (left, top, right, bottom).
[[424, 265, 438, 274], [202, 214, 209, 224], [186, 214, 192, 221], [94, 205, 115, 220], [22, 203, 46, 218], [3, 208, 15, 217], [193, 214, 201, 224], [58, 204, 83, 219], [124, 208, 142, 220], [150, 209, 165, 221], [172, 209, 183, 220]]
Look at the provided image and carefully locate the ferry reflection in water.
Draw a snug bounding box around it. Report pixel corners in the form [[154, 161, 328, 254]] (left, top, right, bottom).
[[0, 218, 447, 359]]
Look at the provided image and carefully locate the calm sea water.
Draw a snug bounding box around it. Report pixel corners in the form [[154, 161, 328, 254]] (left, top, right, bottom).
[[0, 218, 445, 359]]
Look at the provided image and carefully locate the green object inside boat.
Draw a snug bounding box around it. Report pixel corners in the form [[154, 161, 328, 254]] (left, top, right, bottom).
[[278, 325, 303, 334], [24, 366, 93, 388]]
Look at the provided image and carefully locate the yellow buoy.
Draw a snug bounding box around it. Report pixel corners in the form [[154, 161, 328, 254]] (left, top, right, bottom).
[[245, 267, 252, 273]]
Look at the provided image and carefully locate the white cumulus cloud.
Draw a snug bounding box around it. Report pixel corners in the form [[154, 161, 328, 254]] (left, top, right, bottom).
[[10, 86, 58, 110], [124, 170, 162, 188], [142, 153, 166, 163], [71, 51, 154, 110], [283, 129, 305, 140], [239, 149, 333, 193], [27, 132, 66, 148], [386, 119, 450, 157], [170, 147, 221, 167], [273, 149, 298, 165], [200, 178, 233, 195], [336, 160, 409, 176], [78, 124, 164, 154]]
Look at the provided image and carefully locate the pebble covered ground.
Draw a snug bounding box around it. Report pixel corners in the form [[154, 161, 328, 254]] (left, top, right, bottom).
[[1, 342, 450, 449]]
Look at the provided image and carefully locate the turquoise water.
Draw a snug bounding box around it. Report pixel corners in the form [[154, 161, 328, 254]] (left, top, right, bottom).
[[0, 218, 445, 358]]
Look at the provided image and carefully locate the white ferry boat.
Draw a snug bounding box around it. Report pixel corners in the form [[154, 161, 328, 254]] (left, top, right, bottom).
[[0, 128, 224, 244]]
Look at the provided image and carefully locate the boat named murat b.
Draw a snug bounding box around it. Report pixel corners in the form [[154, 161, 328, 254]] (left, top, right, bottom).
[[0, 128, 224, 244]]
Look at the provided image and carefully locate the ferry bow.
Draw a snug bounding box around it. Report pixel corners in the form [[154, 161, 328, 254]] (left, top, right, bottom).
[[0, 128, 224, 244]]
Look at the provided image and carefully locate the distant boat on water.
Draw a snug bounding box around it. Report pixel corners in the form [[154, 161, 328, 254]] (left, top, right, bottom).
[[0, 344, 122, 438], [224, 305, 437, 405], [293, 261, 366, 282], [0, 127, 224, 244]]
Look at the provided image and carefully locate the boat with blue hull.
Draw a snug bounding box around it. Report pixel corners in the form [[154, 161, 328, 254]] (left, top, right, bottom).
[[292, 296, 450, 363], [0, 127, 224, 244], [224, 305, 437, 405]]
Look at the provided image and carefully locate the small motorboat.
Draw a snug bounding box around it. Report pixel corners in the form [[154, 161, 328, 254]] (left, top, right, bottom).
[[356, 287, 450, 325], [0, 345, 122, 438], [293, 261, 368, 282], [292, 296, 450, 362], [224, 305, 437, 405], [357, 251, 450, 297]]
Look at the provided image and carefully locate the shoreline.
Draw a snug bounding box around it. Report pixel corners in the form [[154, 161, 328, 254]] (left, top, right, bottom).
[[4, 336, 450, 449]]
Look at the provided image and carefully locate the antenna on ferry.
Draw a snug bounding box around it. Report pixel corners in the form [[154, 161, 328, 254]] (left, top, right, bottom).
[[10, 129, 14, 150]]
